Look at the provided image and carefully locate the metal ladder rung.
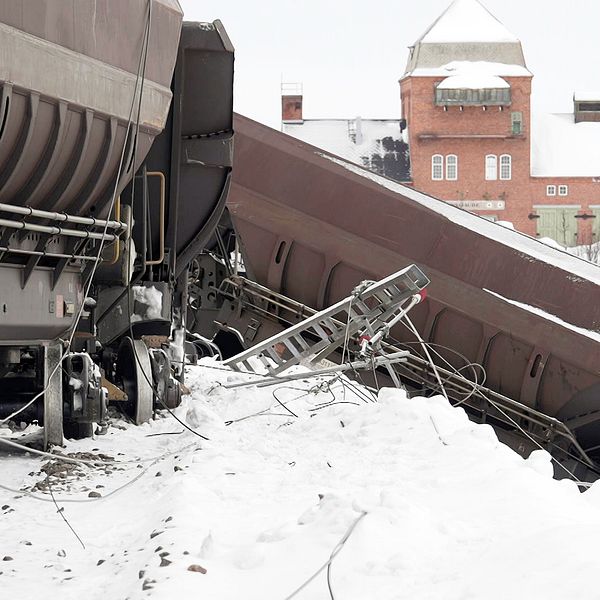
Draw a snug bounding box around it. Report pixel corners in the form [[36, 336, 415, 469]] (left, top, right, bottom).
[[283, 337, 302, 358], [265, 347, 282, 364], [322, 318, 341, 335], [294, 335, 310, 351], [351, 298, 370, 313], [312, 323, 331, 341]]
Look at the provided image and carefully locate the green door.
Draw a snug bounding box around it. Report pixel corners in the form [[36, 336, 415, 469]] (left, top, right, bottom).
[[536, 208, 578, 247], [593, 208, 600, 243]]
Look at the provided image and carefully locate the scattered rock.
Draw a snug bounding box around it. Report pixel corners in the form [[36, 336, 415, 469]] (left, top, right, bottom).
[[97, 559, 105, 566], [1, 505, 9, 510], [57, 549, 66, 558], [150, 531, 162, 539], [2, 556, 13, 562], [155, 471, 162, 477], [174, 466, 183, 472], [138, 570, 145, 580], [183, 551, 189, 555], [165, 516, 173, 522], [187, 564, 207, 574], [154, 546, 163, 553], [88, 491, 101, 498], [159, 557, 172, 567], [20, 541, 32, 546], [142, 578, 155, 591], [159, 552, 170, 558]]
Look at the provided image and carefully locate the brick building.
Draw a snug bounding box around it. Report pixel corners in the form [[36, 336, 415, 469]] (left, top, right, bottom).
[[283, 0, 600, 247]]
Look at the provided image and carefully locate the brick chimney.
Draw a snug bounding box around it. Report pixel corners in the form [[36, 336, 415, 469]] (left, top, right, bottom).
[[281, 83, 303, 123]]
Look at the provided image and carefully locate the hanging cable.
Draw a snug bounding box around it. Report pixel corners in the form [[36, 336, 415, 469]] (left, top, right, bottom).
[[283, 511, 367, 600]]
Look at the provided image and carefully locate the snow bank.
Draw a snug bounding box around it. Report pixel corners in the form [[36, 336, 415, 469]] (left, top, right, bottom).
[[2, 361, 600, 599]]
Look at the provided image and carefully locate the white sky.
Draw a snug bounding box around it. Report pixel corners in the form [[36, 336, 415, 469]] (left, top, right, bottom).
[[179, 0, 600, 129]]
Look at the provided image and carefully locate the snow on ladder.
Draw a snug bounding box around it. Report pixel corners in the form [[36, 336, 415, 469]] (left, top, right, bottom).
[[223, 264, 429, 375]]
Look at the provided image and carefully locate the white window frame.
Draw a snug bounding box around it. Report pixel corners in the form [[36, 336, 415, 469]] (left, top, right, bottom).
[[546, 185, 557, 196], [485, 154, 497, 181], [558, 184, 569, 196], [446, 154, 458, 180], [432, 154, 443, 181], [499, 154, 512, 180]]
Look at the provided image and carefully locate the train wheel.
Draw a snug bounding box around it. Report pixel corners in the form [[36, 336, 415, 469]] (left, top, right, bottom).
[[115, 337, 154, 425]]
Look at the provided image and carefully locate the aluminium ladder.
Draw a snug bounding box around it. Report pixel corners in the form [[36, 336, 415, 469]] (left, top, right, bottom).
[[223, 263, 429, 376]]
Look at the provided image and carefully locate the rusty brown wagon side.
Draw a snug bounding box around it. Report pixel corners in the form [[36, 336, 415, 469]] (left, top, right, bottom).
[[223, 113, 600, 470]]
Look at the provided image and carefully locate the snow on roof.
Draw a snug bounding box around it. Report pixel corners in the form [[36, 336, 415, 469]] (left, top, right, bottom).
[[437, 73, 509, 90], [531, 113, 600, 177], [407, 60, 531, 78], [283, 118, 406, 176], [417, 0, 519, 44], [320, 152, 600, 287], [574, 91, 600, 102]]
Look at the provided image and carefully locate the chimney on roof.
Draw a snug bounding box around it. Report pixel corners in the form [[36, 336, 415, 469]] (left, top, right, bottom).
[[281, 82, 303, 123], [573, 92, 600, 123]]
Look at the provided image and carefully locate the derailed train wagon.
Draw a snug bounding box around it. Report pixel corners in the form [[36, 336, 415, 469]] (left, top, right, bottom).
[[0, 2, 234, 446], [193, 113, 600, 479]]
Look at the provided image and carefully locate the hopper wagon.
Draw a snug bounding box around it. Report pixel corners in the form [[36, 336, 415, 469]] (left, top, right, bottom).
[[0, 1, 234, 446]]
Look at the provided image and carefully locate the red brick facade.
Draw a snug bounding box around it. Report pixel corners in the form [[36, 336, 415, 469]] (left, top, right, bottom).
[[400, 74, 600, 245]]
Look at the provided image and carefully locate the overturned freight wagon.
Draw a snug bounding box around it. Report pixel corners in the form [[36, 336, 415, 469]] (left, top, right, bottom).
[[192, 113, 600, 480]]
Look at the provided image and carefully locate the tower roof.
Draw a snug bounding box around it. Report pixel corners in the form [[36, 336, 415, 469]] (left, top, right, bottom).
[[404, 0, 527, 75], [417, 0, 518, 44]]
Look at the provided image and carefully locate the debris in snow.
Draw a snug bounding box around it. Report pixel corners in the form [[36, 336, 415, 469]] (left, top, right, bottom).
[[1, 361, 600, 599], [187, 564, 207, 574]]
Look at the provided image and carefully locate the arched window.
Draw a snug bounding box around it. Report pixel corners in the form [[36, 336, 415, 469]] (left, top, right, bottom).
[[446, 154, 458, 180], [485, 154, 497, 180], [500, 154, 512, 180], [432, 154, 443, 180]]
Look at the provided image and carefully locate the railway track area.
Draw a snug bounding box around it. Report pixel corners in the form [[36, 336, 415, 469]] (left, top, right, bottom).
[[2, 362, 600, 599]]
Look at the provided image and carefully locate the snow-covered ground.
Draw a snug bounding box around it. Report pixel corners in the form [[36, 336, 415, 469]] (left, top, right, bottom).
[[2, 360, 600, 600]]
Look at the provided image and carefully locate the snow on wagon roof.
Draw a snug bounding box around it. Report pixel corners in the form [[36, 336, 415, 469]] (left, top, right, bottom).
[[417, 0, 519, 44]]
